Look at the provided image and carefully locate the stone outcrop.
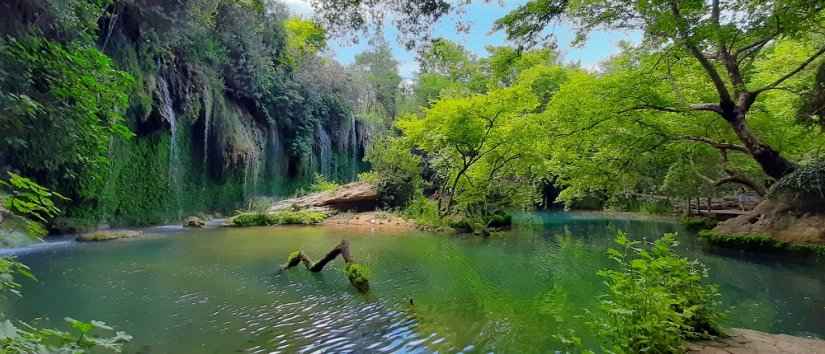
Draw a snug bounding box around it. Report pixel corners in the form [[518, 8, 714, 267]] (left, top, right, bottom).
[[688, 328, 825, 354], [183, 216, 207, 228], [269, 182, 378, 214], [713, 197, 825, 245]]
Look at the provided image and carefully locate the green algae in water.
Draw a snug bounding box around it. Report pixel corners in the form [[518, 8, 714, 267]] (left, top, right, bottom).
[[2, 212, 824, 353]]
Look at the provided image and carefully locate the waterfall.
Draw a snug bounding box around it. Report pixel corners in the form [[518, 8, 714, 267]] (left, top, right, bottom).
[[157, 76, 182, 219], [350, 114, 358, 180], [202, 88, 212, 172], [318, 126, 332, 177]]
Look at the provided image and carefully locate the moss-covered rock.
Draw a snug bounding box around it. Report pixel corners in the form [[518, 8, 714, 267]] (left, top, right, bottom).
[[77, 230, 143, 242], [344, 262, 370, 293]]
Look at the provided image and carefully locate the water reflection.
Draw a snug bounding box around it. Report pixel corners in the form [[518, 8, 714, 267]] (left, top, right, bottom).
[[2, 212, 823, 353]]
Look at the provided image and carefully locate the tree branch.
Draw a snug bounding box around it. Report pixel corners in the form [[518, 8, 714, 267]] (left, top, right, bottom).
[[669, 0, 734, 108], [754, 44, 825, 95], [680, 136, 749, 154]]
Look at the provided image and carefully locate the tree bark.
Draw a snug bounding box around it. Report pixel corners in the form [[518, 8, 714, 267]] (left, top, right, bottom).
[[282, 240, 353, 272], [724, 112, 797, 180], [280, 240, 369, 292]]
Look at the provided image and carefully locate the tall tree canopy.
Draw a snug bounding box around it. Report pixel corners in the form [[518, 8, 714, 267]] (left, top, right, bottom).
[[309, 0, 825, 182]]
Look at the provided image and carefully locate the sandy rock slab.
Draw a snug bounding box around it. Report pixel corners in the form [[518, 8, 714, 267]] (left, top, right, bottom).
[[323, 211, 416, 231], [688, 329, 825, 354], [269, 182, 378, 213]]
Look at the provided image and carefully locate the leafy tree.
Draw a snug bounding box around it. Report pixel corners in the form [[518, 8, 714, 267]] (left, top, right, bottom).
[[0, 36, 133, 200], [308, 0, 825, 181], [398, 63, 564, 218], [414, 39, 487, 106], [493, 0, 825, 180], [364, 136, 421, 208], [351, 38, 402, 122], [283, 17, 327, 67]]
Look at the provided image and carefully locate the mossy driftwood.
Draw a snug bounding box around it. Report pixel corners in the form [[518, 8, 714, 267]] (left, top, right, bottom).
[[280, 240, 370, 292]]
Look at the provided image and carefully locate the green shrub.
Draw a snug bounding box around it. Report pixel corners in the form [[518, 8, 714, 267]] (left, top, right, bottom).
[[0, 36, 133, 200], [402, 195, 442, 227], [308, 174, 339, 194], [680, 217, 718, 231], [698, 230, 825, 256], [357, 171, 379, 184], [365, 137, 421, 208], [596, 232, 723, 353], [231, 210, 328, 226], [267, 210, 328, 225]]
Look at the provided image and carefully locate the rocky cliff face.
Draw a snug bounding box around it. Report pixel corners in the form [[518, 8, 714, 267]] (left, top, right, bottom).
[[93, 45, 366, 225], [89, 5, 369, 225], [0, 0, 372, 226]]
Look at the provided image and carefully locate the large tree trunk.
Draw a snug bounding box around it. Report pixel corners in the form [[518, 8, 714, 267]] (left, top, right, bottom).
[[726, 112, 797, 180]]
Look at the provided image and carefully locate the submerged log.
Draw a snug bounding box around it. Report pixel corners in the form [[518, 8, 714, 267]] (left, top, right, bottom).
[[281, 240, 370, 292]]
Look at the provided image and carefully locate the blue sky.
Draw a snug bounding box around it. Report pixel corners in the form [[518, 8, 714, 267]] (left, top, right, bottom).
[[282, 0, 641, 79]]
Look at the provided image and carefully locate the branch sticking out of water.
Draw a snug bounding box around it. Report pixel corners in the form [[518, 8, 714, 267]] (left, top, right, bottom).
[[281, 240, 370, 292]]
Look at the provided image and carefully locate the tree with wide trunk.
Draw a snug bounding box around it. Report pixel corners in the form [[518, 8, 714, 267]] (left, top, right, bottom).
[[308, 0, 825, 181]]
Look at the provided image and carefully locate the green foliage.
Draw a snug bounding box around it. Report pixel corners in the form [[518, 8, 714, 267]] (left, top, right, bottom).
[[365, 137, 422, 208], [698, 230, 825, 256], [398, 62, 560, 218], [0, 258, 34, 298], [231, 212, 269, 227], [351, 38, 402, 122], [401, 195, 443, 227], [0, 36, 133, 200], [231, 210, 328, 226], [680, 217, 718, 232], [770, 159, 825, 203], [596, 232, 723, 353], [308, 174, 339, 194], [0, 172, 67, 223], [0, 172, 70, 238], [283, 17, 327, 66]]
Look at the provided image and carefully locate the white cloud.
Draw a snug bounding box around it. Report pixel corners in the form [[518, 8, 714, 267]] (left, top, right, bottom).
[[398, 61, 419, 80]]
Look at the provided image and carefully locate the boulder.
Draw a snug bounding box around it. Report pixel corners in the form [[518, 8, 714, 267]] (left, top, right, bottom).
[[269, 182, 378, 213], [183, 216, 207, 228]]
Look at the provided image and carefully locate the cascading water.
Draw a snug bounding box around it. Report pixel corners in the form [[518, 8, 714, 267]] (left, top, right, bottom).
[[202, 88, 212, 173], [349, 114, 358, 180], [157, 76, 182, 220], [318, 126, 333, 177]]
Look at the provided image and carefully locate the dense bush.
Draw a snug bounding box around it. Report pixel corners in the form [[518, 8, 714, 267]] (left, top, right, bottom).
[[231, 210, 328, 226], [596, 233, 723, 353], [698, 230, 825, 256], [0, 36, 133, 200], [365, 137, 422, 208]]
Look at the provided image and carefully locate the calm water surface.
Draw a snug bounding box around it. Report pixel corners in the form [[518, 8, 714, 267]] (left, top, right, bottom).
[[3, 212, 824, 353]]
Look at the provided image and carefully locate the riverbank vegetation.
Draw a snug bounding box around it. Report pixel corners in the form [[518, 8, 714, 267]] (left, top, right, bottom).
[[301, 0, 825, 242], [1, 0, 824, 351]]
